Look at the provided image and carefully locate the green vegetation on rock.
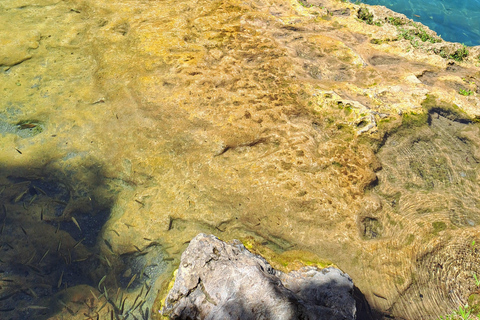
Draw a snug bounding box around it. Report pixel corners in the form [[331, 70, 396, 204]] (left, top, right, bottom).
[[431, 221, 447, 234], [357, 7, 375, 25]]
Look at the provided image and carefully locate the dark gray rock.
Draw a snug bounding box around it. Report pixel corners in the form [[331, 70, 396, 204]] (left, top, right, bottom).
[[161, 233, 356, 320]]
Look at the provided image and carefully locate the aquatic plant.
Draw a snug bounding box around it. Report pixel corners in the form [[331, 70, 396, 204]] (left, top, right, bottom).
[[398, 25, 441, 46], [473, 273, 480, 287], [458, 305, 472, 319], [298, 0, 313, 8], [357, 7, 374, 25], [438, 305, 476, 320], [387, 17, 405, 26], [451, 45, 470, 61], [459, 89, 474, 96]]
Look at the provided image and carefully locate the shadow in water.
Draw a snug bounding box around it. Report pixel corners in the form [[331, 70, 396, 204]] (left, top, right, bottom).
[[0, 161, 115, 319]]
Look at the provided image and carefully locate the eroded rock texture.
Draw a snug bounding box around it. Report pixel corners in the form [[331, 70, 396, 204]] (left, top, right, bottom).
[[162, 234, 356, 320]]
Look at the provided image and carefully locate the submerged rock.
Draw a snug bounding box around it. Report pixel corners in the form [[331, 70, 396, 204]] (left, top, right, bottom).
[[161, 233, 356, 320]]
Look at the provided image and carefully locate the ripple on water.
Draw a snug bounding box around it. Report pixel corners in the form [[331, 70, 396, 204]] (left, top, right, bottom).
[[372, 107, 480, 318]]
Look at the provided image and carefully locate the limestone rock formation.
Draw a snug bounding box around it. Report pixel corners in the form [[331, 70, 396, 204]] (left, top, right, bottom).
[[161, 233, 356, 320]]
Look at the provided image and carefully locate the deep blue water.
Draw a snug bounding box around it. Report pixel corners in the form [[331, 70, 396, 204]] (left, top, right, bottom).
[[355, 0, 480, 46]]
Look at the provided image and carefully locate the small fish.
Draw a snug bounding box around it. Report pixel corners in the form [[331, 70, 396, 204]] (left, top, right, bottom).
[[14, 188, 28, 203], [15, 148, 22, 154], [103, 256, 112, 268], [144, 284, 151, 298], [57, 271, 64, 288], [19, 123, 37, 129], [104, 239, 114, 254], [20, 225, 27, 236], [98, 275, 107, 291], [60, 253, 68, 265], [111, 229, 120, 236], [71, 217, 81, 232], [414, 14, 420, 17], [58, 299, 74, 315], [26, 251, 36, 264], [28, 194, 37, 205], [0, 307, 15, 312], [373, 291, 387, 300], [40, 207, 44, 221], [92, 98, 105, 104], [28, 288, 38, 298], [52, 199, 68, 206], [132, 287, 144, 310], [132, 299, 143, 312], [120, 296, 127, 314], [97, 300, 107, 313], [25, 264, 42, 274], [126, 274, 137, 290], [73, 238, 85, 249], [38, 249, 50, 264], [26, 305, 48, 310], [90, 289, 98, 301], [73, 257, 88, 262], [39, 249, 49, 264], [104, 285, 108, 300], [33, 186, 47, 195], [57, 240, 61, 252], [134, 245, 142, 252], [117, 290, 123, 306]]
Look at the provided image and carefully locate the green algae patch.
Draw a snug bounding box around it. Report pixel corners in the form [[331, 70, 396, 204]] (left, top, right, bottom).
[[405, 234, 415, 246], [468, 293, 480, 314], [431, 221, 447, 235], [361, 217, 383, 239], [421, 94, 472, 123], [401, 111, 429, 129], [409, 156, 451, 189], [241, 237, 333, 273]]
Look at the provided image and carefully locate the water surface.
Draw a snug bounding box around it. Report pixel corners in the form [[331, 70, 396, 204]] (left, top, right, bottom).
[[355, 0, 480, 46]]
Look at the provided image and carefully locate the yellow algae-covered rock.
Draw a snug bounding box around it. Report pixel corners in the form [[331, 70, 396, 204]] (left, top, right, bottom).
[[0, 29, 40, 67]]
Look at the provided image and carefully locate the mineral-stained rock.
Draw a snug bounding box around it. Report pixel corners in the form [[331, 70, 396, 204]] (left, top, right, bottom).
[[161, 233, 356, 320]]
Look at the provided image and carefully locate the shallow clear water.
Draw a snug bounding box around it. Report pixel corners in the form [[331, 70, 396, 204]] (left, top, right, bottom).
[[355, 0, 480, 46]]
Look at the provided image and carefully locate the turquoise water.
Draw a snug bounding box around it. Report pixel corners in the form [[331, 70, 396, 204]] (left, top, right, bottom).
[[355, 0, 480, 46]]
